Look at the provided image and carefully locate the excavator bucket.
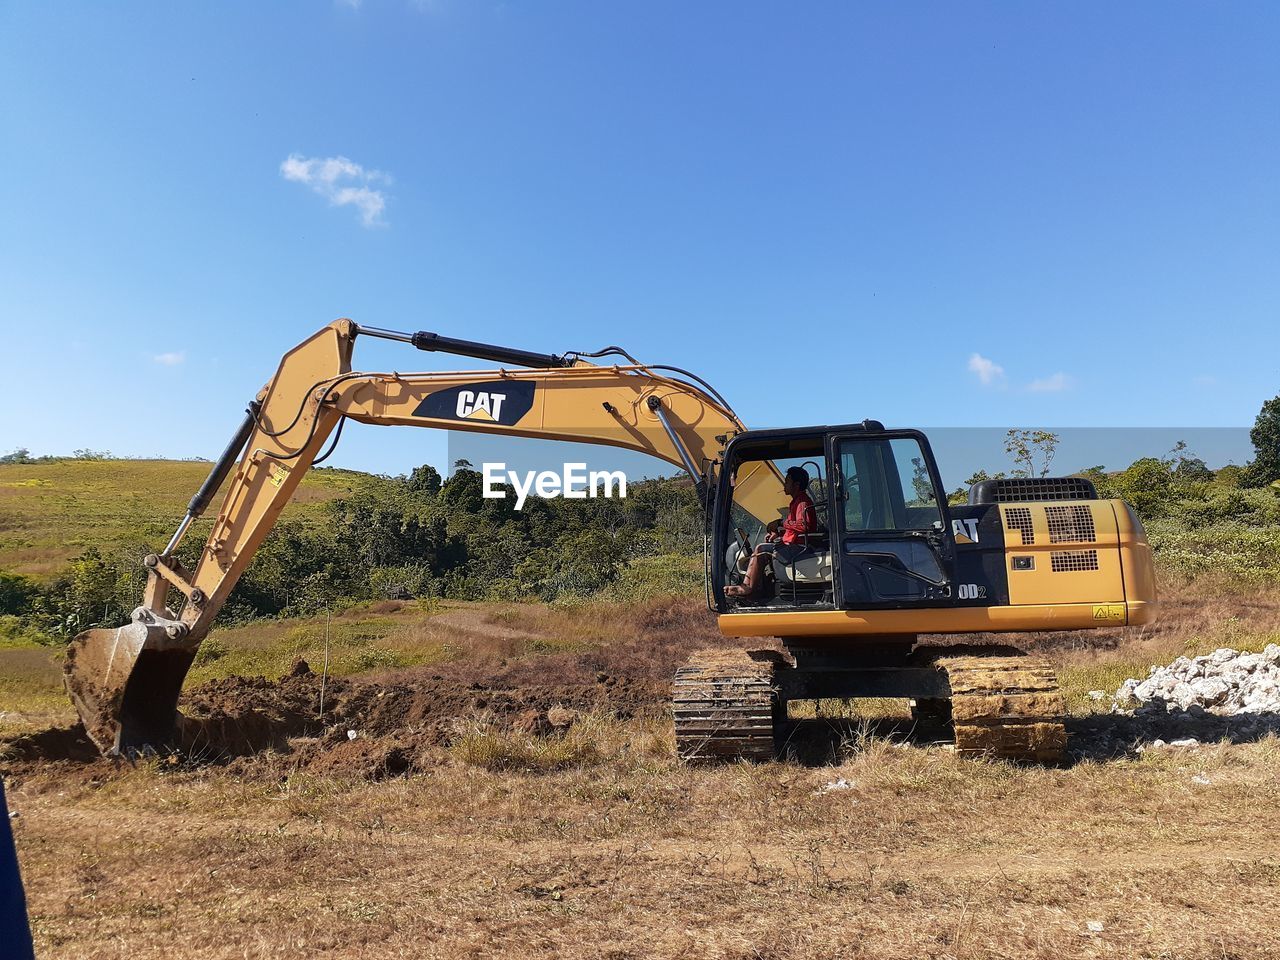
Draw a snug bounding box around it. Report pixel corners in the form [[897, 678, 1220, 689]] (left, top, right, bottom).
[[64, 624, 196, 756]]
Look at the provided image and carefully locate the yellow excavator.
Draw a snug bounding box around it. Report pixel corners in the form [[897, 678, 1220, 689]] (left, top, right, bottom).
[[64, 320, 1157, 763]]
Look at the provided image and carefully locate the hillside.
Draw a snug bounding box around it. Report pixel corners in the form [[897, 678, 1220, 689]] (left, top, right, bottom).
[[0, 459, 394, 578]]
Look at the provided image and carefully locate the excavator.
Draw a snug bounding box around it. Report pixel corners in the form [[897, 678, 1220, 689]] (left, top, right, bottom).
[[64, 320, 1157, 763]]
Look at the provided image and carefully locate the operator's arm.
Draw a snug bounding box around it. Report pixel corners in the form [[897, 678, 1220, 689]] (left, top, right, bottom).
[[781, 498, 817, 536]]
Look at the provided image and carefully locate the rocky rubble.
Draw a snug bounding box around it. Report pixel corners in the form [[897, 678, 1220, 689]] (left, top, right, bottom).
[[1114, 645, 1280, 714], [1057, 644, 1280, 760]]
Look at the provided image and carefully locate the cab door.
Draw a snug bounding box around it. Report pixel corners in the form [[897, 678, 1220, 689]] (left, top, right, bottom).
[[826, 430, 958, 609]]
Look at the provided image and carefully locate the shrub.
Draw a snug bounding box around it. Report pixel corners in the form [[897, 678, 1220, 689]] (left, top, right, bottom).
[[0, 572, 35, 616], [1147, 519, 1280, 582], [0, 615, 52, 647]]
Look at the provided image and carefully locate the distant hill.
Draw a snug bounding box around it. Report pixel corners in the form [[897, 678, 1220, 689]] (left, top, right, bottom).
[[0, 459, 393, 578]]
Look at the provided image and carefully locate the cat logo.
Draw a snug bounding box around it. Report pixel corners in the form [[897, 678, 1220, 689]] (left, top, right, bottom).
[[455, 390, 506, 422], [412, 380, 536, 427]]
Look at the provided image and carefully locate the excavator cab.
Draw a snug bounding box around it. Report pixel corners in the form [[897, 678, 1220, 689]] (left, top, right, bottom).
[[711, 422, 958, 613], [680, 418, 1159, 764]]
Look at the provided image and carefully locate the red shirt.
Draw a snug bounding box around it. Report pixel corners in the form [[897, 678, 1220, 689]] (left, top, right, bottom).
[[781, 492, 817, 545]]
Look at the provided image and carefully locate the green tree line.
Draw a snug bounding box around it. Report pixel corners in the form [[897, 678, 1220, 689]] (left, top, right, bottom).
[[0, 467, 704, 640], [3, 394, 1279, 641]]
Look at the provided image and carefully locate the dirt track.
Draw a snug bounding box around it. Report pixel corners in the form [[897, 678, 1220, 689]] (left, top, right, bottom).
[[9, 719, 1280, 960]]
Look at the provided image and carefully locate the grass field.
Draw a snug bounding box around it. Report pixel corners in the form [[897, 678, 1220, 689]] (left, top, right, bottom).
[[4, 577, 1279, 738], [0, 459, 386, 577]]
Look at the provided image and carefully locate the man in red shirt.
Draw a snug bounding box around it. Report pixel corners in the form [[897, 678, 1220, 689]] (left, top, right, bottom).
[[726, 465, 818, 600]]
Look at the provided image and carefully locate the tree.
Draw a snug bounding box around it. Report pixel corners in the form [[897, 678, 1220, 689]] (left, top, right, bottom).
[[0, 449, 33, 464], [1104, 457, 1175, 518], [965, 468, 1007, 486], [439, 466, 486, 515], [522, 530, 626, 598], [1004, 429, 1059, 478], [406, 463, 442, 495], [0, 572, 34, 616], [1243, 395, 1280, 488], [948, 468, 1010, 505], [1169, 441, 1213, 482], [909, 457, 932, 504], [1216, 463, 1245, 488], [35, 548, 134, 634]]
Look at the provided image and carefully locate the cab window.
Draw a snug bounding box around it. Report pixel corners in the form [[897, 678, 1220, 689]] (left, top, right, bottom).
[[838, 437, 943, 533]]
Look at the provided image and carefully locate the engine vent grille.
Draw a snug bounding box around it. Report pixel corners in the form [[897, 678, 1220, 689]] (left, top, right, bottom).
[[1004, 507, 1035, 545], [1051, 550, 1099, 572], [970, 476, 1099, 504], [1046, 505, 1097, 543]]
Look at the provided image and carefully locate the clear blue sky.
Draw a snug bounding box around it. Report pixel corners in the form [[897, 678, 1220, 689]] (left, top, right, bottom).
[[3, 2, 1277, 478]]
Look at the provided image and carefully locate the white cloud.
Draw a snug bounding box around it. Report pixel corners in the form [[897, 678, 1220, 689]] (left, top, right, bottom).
[[1027, 372, 1072, 393], [280, 153, 390, 227], [153, 351, 185, 366], [967, 353, 1005, 386]]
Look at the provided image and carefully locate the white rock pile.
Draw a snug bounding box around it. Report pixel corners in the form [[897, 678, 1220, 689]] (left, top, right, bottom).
[[1114, 645, 1280, 715]]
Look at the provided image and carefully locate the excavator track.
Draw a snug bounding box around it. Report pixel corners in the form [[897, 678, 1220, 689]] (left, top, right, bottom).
[[673, 649, 778, 762], [930, 652, 1067, 763]]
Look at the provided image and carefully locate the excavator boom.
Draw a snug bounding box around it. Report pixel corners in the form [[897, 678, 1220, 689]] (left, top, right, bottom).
[[65, 320, 783, 754]]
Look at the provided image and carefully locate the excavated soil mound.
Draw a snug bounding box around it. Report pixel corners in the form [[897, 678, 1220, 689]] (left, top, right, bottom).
[[1, 725, 100, 765], [2, 667, 667, 780], [177, 662, 665, 764], [1, 597, 730, 779]]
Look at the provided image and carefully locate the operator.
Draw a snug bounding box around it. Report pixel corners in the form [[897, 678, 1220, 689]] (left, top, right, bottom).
[[726, 465, 817, 600]]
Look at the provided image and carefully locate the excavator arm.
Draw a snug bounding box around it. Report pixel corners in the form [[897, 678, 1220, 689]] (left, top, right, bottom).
[[65, 319, 784, 754]]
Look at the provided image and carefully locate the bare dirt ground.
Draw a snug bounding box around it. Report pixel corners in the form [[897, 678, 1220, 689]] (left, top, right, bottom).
[[5, 586, 1280, 959]]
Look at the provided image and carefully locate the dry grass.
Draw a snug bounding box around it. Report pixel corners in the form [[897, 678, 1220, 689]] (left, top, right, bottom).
[[10, 733, 1280, 958], [188, 602, 453, 683], [8, 581, 1280, 957], [449, 712, 670, 772], [1046, 580, 1280, 713], [0, 646, 67, 737]]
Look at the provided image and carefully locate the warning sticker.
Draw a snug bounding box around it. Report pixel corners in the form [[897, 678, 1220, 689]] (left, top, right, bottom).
[[268, 463, 290, 488], [1092, 604, 1125, 622]]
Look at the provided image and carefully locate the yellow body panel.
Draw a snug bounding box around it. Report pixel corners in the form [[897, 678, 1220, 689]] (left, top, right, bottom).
[[720, 497, 1158, 639], [720, 599, 1157, 638], [1000, 501, 1124, 605], [1115, 501, 1157, 605]]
